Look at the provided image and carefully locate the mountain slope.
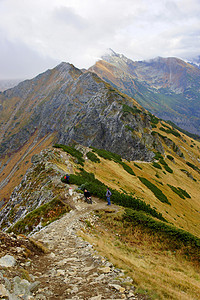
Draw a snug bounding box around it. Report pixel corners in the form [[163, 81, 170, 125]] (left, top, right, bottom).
[[0, 143, 200, 299], [89, 50, 200, 135], [0, 61, 168, 203], [0, 62, 161, 161]]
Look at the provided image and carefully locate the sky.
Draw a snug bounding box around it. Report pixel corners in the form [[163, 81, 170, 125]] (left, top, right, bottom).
[[0, 0, 200, 79]]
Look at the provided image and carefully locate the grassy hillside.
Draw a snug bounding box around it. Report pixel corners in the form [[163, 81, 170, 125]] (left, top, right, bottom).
[[2, 132, 200, 299], [53, 119, 200, 239]]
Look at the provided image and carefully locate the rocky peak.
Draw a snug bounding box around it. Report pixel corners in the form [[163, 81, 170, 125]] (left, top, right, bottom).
[[0, 61, 163, 161]]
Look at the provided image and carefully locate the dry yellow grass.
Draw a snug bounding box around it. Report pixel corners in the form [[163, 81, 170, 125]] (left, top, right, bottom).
[[84, 144, 200, 238], [0, 133, 55, 202], [79, 210, 200, 300]]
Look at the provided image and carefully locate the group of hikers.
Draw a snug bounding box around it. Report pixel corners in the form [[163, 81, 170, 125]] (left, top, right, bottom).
[[64, 174, 112, 205]]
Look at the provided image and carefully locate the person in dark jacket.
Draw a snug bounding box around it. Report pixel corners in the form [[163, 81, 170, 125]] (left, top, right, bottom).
[[64, 174, 70, 184], [106, 188, 112, 205], [84, 189, 92, 204]]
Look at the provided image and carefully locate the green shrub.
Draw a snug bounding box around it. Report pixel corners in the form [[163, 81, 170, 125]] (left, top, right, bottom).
[[91, 147, 136, 176], [134, 163, 142, 170], [123, 209, 200, 256], [122, 104, 141, 115], [121, 162, 136, 176], [154, 152, 163, 160], [159, 126, 181, 138], [153, 162, 162, 169], [186, 161, 200, 174], [86, 151, 100, 163], [91, 147, 122, 162], [159, 159, 173, 173], [53, 144, 84, 166], [68, 169, 166, 222], [163, 164, 173, 173], [167, 155, 174, 161], [168, 184, 191, 199], [139, 177, 170, 205], [149, 114, 159, 125]]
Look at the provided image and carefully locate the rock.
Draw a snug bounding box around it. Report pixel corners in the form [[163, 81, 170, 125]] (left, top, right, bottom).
[[49, 252, 56, 258], [99, 266, 111, 273], [30, 281, 40, 292], [13, 277, 31, 296], [0, 284, 9, 297], [56, 269, 65, 276], [109, 284, 126, 293], [89, 296, 102, 300], [0, 255, 16, 267]]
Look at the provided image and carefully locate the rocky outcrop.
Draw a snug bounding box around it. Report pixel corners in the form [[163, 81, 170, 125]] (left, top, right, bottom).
[[0, 148, 71, 231], [0, 62, 163, 162]]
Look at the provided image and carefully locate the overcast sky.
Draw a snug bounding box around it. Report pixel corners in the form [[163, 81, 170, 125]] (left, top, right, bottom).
[[0, 0, 200, 79]]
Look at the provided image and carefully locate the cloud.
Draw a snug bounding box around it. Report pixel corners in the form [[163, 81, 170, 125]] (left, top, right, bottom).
[[0, 0, 200, 78], [0, 37, 58, 79]]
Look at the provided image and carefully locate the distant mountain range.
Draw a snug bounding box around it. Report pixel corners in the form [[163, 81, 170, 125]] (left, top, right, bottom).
[[89, 49, 200, 135]]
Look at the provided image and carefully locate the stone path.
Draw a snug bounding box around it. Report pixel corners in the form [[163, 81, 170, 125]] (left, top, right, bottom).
[[30, 186, 138, 299]]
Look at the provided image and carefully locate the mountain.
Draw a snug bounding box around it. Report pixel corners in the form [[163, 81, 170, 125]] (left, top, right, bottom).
[[0, 79, 23, 91], [0, 143, 200, 299], [0, 62, 162, 161], [1, 61, 200, 299], [0, 62, 166, 202], [89, 50, 200, 135]]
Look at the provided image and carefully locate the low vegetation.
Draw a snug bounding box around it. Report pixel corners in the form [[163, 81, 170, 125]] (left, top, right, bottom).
[[122, 104, 141, 115], [7, 198, 70, 235], [53, 144, 85, 166], [81, 208, 200, 299], [138, 177, 170, 205], [86, 151, 100, 163], [167, 184, 191, 199], [91, 147, 136, 176], [65, 169, 166, 221], [159, 126, 181, 138], [186, 161, 200, 174]]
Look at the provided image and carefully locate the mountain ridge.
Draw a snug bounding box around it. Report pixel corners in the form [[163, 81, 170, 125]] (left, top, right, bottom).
[[90, 50, 200, 135]]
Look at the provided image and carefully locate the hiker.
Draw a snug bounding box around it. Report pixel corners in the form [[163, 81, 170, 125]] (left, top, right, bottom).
[[84, 189, 92, 204], [106, 188, 112, 205], [64, 174, 70, 184]]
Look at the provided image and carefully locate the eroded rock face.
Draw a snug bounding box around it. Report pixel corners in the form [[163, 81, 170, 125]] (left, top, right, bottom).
[[0, 149, 69, 231], [0, 62, 163, 162]]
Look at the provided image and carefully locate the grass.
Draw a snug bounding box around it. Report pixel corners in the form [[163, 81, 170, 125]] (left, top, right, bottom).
[[138, 177, 170, 205], [67, 169, 166, 221], [53, 144, 85, 166], [167, 184, 191, 199], [7, 197, 70, 235], [86, 151, 100, 163], [79, 208, 200, 300]]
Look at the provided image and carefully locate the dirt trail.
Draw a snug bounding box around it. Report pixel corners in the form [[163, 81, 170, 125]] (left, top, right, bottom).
[[29, 186, 138, 299]]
